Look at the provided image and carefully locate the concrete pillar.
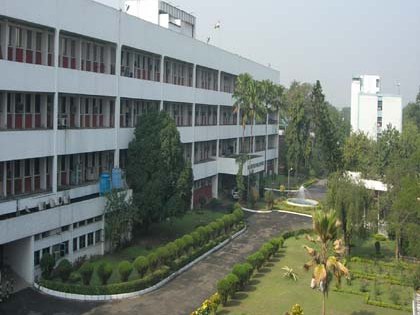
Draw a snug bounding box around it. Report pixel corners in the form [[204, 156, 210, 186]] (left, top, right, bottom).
[[3, 21, 9, 61], [40, 94, 47, 128], [41, 29, 48, 66], [40, 157, 47, 190], [75, 37, 82, 70], [1, 21, 8, 61], [217, 70, 221, 92], [212, 174, 218, 199], [2, 162, 6, 197], [52, 28, 60, 193], [1, 92, 7, 129]]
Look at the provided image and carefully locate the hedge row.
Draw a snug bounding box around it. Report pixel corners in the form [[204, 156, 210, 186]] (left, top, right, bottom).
[[40, 208, 245, 295], [350, 270, 410, 286], [334, 288, 412, 312], [217, 237, 284, 305], [191, 228, 313, 313]]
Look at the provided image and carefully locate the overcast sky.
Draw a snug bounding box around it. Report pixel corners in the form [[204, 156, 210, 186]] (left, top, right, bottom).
[[97, 0, 420, 108]]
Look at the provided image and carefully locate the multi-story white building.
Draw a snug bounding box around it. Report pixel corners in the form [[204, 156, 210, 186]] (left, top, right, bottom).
[[0, 0, 279, 285], [351, 75, 402, 140]]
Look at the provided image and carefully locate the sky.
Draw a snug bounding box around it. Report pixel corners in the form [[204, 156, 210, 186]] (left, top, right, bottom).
[[96, 0, 420, 108]]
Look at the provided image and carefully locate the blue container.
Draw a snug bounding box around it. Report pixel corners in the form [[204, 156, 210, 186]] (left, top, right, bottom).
[[99, 173, 111, 195], [111, 168, 123, 189]]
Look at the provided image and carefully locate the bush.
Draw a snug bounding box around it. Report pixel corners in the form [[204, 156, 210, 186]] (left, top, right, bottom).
[[260, 243, 275, 261], [68, 272, 81, 284], [389, 290, 401, 305], [217, 278, 230, 306], [247, 251, 265, 272], [232, 263, 253, 289], [225, 273, 239, 299], [147, 253, 159, 271], [118, 261, 133, 282], [56, 259, 72, 282], [97, 262, 113, 285], [209, 293, 221, 315], [134, 256, 149, 278], [40, 253, 55, 280], [232, 207, 244, 221], [156, 247, 168, 267], [270, 237, 284, 253], [264, 190, 274, 210], [182, 234, 194, 253], [79, 262, 94, 285], [174, 238, 185, 257], [413, 264, 420, 291], [373, 233, 387, 242], [191, 231, 201, 248], [374, 241, 381, 255]]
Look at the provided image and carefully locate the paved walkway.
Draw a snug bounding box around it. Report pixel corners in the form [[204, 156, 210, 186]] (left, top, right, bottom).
[[0, 213, 311, 315]]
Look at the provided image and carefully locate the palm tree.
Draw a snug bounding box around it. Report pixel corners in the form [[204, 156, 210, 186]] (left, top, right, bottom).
[[304, 210, 349, 315], [258, 80, 284, 175], [233, 73, 262, 199]]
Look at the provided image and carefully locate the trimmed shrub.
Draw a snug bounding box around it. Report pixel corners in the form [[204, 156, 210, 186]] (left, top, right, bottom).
[[374, 241, 381, 255], [225, 273, 239, 299], [156, 247, 167, 267], [260, 243, 275, 261], [232, 207, 244, 221], [134, 256, 149, 278], [147, 253, 159, 271], [118, 261, 133, 282], [97, 262, 113, 285], [165, 242, 178, 261], [40, 253, 55, 280], [182, 234, 194, 253], [232, 263, 253, 289], [79, 262, 94, 285], [264, 190, 274, 210], [174, 238, 185, 257], [191, 231, 201, 248], [56, 259, 72, 282], [247, 251, 265, 271], [68, 272, 81, 284], [217, 278, 230, 306]]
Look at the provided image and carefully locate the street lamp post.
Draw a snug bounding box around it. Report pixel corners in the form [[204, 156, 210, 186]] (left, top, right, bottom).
[[288, 167, 293, 193]]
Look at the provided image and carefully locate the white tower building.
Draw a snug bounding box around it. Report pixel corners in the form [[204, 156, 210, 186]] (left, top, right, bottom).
[[351, 75, 402, 140]]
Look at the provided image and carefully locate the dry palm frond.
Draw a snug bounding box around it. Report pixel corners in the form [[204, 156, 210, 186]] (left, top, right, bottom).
[[333, 239, 346, 255], [313, 264, 327, 287], [305, 234, 316, 243], [303, 245, 317, 257]]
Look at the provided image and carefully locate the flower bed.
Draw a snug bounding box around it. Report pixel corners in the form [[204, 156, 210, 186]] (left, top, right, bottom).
[[39, 208, 245, 296]]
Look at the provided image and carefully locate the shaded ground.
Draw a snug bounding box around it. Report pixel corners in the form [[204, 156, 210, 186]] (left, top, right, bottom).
[[0, 181, 324, 315]]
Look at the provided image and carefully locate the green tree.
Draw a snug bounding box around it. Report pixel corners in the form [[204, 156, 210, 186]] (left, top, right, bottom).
[[310, 81, 342, 173], [403, 87, 420, 129], [342, 132, 376, 176], [388, 176, 420, 259], [304, 210, 349, 315], [325, 173, 373, 253], [127, 112, 193, 228], [284, 81, 313, 175], [104, 190, 134, 250]]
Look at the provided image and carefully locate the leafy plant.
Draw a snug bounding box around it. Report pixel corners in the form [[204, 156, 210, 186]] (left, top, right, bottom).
[[40, 253, 55, 280], [56, 259, 72, 282], [97, 262, 113, 285], [282, 266, 298, 281], [134, 256, 149, 278], [118, 261, 133, 282], [79, 262, 94, 285]]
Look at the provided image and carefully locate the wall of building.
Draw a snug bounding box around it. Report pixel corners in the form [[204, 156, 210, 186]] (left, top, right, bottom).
[[3, 236, 34, 283], [358, 94, 378, 138], [382, 95, 402, 132]]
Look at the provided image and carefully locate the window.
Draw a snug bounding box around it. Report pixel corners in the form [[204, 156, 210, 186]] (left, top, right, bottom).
[[79, 235, 86, 249], [87, 218, 94, 224], [61, 225, 70, 232], [34, 250, 40, 266], [87, 232, 94, 246], [42, 247, 50, 255], [79, 220, 86, 227], [73, 237, 78, 251], [95, 215, 103, 222], [95, 230, 102, 243]]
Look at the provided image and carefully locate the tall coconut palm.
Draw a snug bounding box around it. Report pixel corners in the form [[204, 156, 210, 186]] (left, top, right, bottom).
[[258, 80, 284, 174], [233, 73, 263, 199], [304, 210, 349, 315]]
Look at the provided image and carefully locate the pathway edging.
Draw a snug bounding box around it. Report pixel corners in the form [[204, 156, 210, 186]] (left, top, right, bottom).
[[34, 226, 247, 302], [241, 206, 312, 218]]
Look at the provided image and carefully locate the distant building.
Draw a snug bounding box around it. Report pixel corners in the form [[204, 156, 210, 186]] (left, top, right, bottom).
[[350, 75, 402, 140], [125, 0, 196, 38]]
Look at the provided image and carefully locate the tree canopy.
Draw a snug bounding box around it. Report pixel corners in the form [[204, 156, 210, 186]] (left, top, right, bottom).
[[126, 111, 193, 228]]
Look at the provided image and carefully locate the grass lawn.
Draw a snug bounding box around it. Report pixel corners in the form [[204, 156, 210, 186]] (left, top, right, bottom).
[[85, 209, 225, 285], [218, 236, 410, 315]]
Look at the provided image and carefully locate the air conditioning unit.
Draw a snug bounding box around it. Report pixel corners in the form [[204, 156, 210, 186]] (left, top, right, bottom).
[[49, 198, 56, 208], [38, 201, 46, 211], [63, 194, 70, 205]]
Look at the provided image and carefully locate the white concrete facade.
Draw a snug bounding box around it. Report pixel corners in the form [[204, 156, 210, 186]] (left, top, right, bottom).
[[351, 75, 402, 140], [0, 0, 279, 284]]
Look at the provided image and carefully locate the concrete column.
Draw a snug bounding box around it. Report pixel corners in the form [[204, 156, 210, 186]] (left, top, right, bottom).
[[211, 174, 218, 199], [160, 56, 164, 83], [75, 38, 82, 70], [2, 162, 6, 197], [40, 157, 47, 190], [75, 96, 81, 128], [41, 29, 48, 66], [40, 94, 47, 128], [217, 70, 221, 91], [1, 21, 8, 60], [193, 64, 197, 88], [113, 15, 122, 168], [52, 28, 60, 193], [1, 92, 7, 129]]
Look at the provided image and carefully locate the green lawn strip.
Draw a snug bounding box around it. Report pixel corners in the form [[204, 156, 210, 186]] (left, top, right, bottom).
[[218, 236, 410, 315]]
